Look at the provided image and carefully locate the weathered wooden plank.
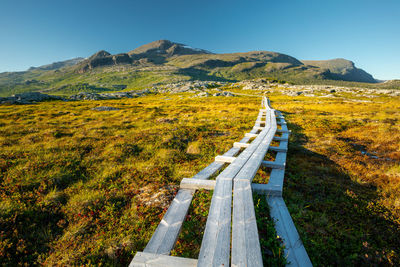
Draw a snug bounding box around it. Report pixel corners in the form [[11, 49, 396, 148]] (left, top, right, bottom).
[[130, 252, 197, 267], [273, 132, 289, 141], [256, 153, 287, 196], [198, 110, 273, 266], [261, 160, 285, 169], [232, 179, 263, 267], [234, 111, 277, 184], [273, 136, 288, 141], [215, 155, 236, 163], [230, 109, 277, 266], [269, 140, 288, 152], [180, 178, 216, 190], [197, 178, 232, 267], [245, 133, 259, 138], [143, 189, 194, 254], [267, 196, 313, 267], [233, 142, 250, 148], [269, 146, 288, 152], [251, 183, 281, 196]]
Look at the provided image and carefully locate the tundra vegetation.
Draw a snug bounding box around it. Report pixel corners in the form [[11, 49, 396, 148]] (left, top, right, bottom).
[[0, 86, 399, 266]]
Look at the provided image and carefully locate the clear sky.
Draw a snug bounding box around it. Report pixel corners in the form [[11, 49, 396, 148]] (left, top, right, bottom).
[[0, 0, 399, 80]]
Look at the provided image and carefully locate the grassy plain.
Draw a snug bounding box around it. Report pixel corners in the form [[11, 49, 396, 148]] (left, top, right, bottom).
[[0, 88, 399, 266]]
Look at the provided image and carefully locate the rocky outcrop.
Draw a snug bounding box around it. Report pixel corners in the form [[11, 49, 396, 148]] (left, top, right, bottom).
[[69, 89, 151, 101], [112, 53, 132, 64], [155, 81, 226, 93], [78, 51, 135, 73], [0, 92, 64, 104]]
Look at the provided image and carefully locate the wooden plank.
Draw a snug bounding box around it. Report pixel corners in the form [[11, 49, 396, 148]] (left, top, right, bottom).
[[269, 140, 288, 152], [232, 179, 263, 267], [215, 155, 236, 163], [254, 126, 265, 130], [267, 196, 313, 267], [280, 123, 289, 132], [273, 133, 289, 141], [192, 147, 240, 180], [130, 252, 197, 267], [233, 142, 250, 148], [261, 160, 285, 169], [245, 133, 258, 138], [180, 178, 216, 190], [198, 109, 273, 266], [197, 178, 232, 267], [251, 183, 282, 196], [234, 111, 277, 184], [230, 109, 277, 266], [269, 146, 288, 152], [144, 189, 194, 255], [273, 136, 288, 141]]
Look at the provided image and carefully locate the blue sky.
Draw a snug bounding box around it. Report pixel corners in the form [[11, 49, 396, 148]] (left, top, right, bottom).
[[0, 0, 399, 80]]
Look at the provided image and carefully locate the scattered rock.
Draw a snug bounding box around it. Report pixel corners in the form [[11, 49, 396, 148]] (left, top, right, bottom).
[[156, 118, 178, 123], [92, 106, 120, 111], [196, 92, 209, 97], [69, 89, 151, 101], [213, 91, 235, 97], [0, 92, 63, 105]]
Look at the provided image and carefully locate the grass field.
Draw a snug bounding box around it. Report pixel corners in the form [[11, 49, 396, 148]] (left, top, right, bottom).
[[0, 88, 399, 265]]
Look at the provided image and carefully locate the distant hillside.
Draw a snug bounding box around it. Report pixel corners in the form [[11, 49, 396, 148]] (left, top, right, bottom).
[[0, 40, 387, 96], [302, 58, 377, 83], [28, 57, 84, 71]]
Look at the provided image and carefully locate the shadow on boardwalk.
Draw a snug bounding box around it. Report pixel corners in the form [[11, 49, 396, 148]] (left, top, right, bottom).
[[279, 118, 400, 266]]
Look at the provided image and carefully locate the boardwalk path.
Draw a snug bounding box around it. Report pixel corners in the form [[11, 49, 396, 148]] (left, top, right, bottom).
[[130, 97, 312, 267]]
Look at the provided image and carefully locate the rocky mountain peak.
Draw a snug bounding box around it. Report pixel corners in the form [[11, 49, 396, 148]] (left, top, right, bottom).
[[89, 50, 111, 60], [128, 39, 211, 56]]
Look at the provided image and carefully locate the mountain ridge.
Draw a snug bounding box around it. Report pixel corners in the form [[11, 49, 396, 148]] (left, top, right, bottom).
[[0, 40, 384, 96]]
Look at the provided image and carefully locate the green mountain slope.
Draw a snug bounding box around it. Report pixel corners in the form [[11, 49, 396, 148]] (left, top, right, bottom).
[[302, 58, 376, 83], [0, 40, 383, 97]]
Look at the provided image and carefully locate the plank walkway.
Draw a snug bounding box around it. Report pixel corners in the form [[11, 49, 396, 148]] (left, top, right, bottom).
[[130, 97, 312, 267]]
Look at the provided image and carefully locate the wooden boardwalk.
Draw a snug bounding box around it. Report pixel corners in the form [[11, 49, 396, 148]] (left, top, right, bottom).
[[130, 97, 312, 267]]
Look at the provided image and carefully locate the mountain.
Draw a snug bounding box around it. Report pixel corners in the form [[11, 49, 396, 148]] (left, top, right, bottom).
[[77, 40, 211, 72], [0, 40, 383, 96], [28, 57, 84, 71], [128, 39, 211, 56], [302, 58, 376, 83]]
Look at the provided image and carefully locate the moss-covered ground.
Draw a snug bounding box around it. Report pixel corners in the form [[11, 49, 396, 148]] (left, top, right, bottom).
[[0, 88, 399, 265]]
